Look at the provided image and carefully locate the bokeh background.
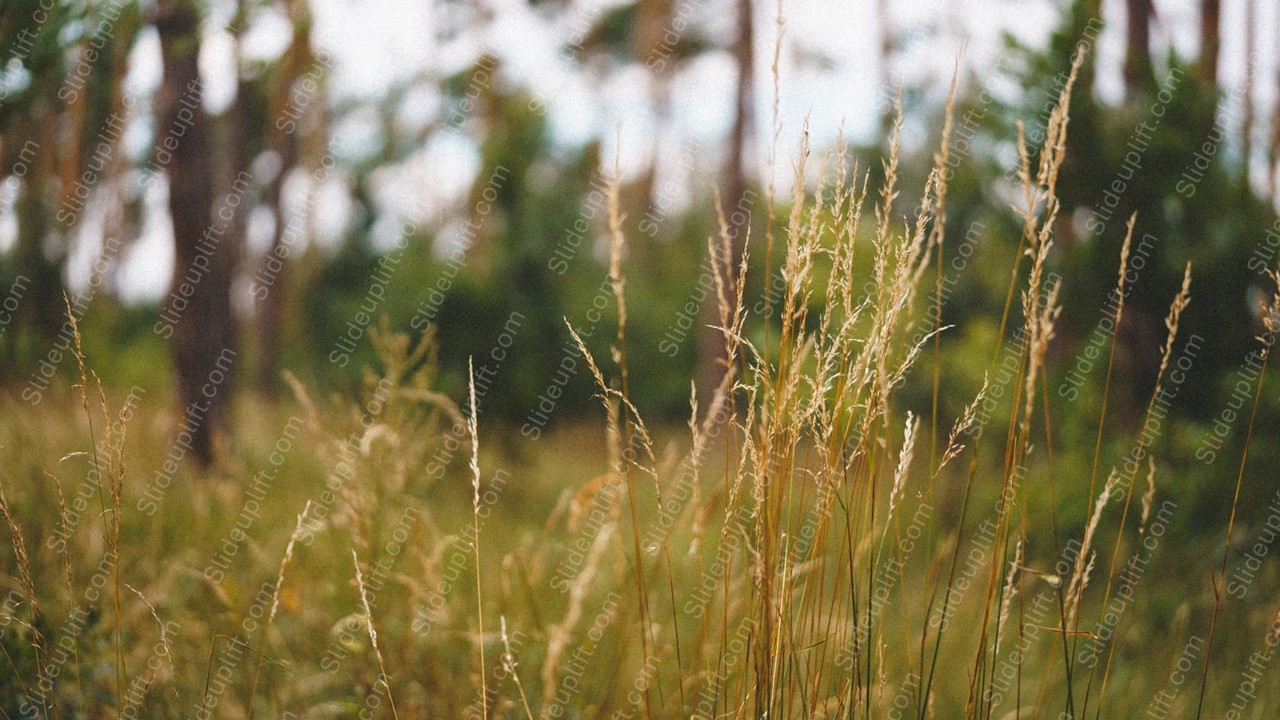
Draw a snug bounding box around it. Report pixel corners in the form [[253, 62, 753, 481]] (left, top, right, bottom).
[[1, 0, 1277, 439], [3, 0, 1280, 716]]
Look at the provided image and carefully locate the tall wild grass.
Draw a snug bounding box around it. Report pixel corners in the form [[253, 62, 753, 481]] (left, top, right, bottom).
[[2, 55, 1279, 720]]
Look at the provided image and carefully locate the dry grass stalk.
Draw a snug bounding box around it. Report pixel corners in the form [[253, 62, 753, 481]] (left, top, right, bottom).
[[1066, 471, 1120, 629], [1138, 458, 1157, 534], [500, 615, 535, 720], [1194, 265, 1280, 716], [995, 539, 1024, 656], [354, 547, 400, 720], [246, 501, 311, 717], [467, 358, 487, 720]]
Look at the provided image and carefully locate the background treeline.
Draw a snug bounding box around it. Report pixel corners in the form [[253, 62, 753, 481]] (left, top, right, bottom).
[[1, 0, 1278, 470]]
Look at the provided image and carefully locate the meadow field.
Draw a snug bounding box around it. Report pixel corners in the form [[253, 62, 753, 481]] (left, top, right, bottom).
[[3, 53, 1280, 720]]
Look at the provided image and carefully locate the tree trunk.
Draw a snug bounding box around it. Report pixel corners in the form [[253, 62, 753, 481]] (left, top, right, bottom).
[[255, 0, 316, 396], [1081, 0, 1102, 98], [1270, 6, 1280, 200], [14, 118, 65, 355], [1200, 0, 1221, 85], [255, 134, 296, 397], [155, 0, 237, 465], [635, 0, 672, 208], [697, 0, 753, 415], [255, 203, 287, 394], [1242, 0, 1255, 186], [1124, 0, 1154, 100], [877, 0, 892, 130]]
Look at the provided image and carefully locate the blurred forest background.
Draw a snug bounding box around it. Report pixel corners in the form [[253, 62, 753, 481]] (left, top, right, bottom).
[[4, 0, 1280, 716], [1, 0, 1278, 461], [0, 0, 1277, 457]]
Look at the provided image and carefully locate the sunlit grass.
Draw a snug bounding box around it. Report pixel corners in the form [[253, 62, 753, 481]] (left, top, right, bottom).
[[2, 56, 1279, 720]]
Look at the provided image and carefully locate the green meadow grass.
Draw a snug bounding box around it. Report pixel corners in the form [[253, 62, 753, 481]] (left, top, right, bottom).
[[2, 60, 1279, 720]]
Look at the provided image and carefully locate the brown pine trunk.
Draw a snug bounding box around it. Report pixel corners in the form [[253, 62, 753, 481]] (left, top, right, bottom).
[[1081, 0, 1102, 98], [698, 0, 753, 414], [1242, 0, 1255, 186], [155, 0, 237, 465], [877, 0, 892, 129], [1124, 0, 1154, 100], [1270, 11, 1280, 200], [1200, 0, 1221, 85], [14, 118, 64, 352], [255, 0, 315, 396], [635, 0, 672, 207], [255, 139, 295, 397]]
